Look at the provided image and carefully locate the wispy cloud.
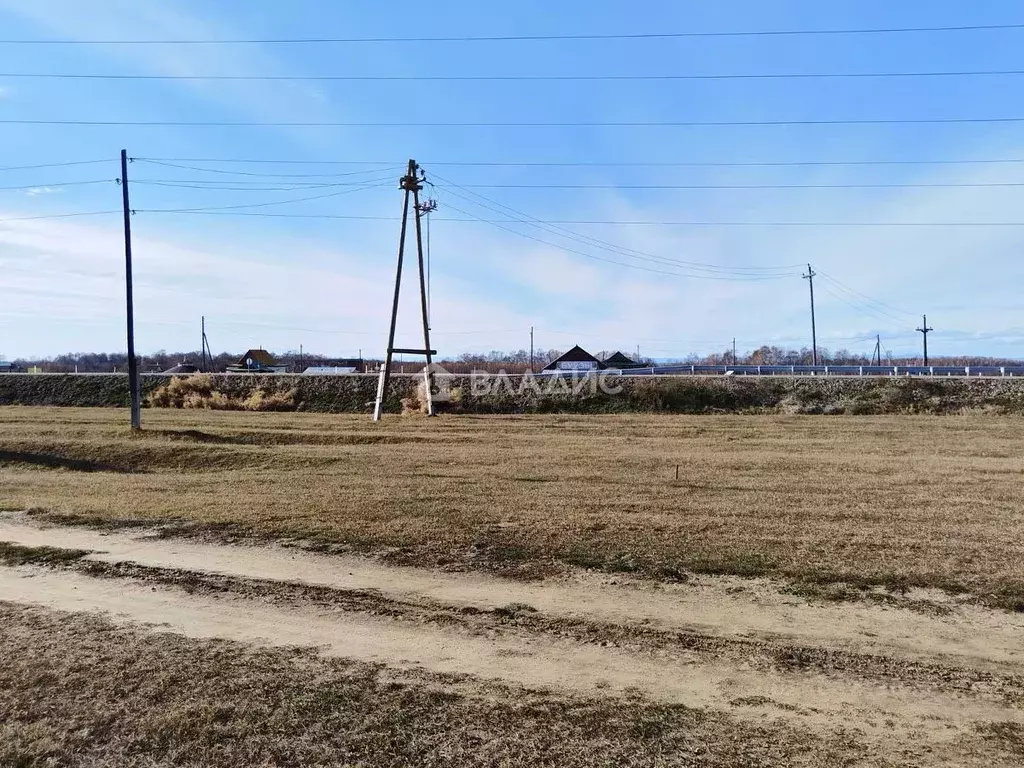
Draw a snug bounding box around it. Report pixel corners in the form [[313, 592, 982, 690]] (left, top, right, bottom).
[[0, 213, 532, 356], [0, 0, 343, 147], [25, 187, 61, 196]]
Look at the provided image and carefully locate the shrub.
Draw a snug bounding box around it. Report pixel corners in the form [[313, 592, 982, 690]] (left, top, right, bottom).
[[147, 375, 298, 411]]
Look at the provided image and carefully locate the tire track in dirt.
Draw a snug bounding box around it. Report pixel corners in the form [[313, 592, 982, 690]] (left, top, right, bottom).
[[22, 554, 1024, 707], [1, 513, 1021, 669], [1, 564, 1021, 749], [2, 512, 1023, 757]]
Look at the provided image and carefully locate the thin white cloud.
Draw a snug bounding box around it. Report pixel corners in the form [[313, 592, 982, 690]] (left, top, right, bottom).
[[0, 213, 533, 357], [0, 0, 342, 146]]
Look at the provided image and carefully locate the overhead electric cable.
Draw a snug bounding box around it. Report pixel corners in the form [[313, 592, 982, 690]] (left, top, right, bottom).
[[3, 22, 1022, 44]]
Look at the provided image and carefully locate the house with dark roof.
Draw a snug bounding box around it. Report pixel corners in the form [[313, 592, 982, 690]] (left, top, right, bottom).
[[163, 362, 200, 375], [602, 351, 637, 369], [226, 348, 289, 374], [543, 345, 605, 372]]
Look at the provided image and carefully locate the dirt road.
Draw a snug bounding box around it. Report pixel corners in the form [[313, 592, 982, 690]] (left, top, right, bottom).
[[1, 512, 1022, 766]]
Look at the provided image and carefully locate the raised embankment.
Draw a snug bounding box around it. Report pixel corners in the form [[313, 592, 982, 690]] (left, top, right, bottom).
[[2, 373, 1024, 414]]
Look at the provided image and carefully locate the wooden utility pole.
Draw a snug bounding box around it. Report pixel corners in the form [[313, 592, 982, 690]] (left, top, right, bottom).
[[732, 337, 737, 364], [201, 316, 207, 372], [802, 263, 818, 366], [873, 334, 881, 366], [120, 150, 141, 430], [373, 160, 437, 421], [916, 315, 933, 365], [530, 326, 534, 371]]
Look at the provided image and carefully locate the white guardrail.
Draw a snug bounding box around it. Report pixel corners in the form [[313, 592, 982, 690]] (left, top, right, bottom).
[[2, 366, 1023, 378], [606, 364, 1024, 377]]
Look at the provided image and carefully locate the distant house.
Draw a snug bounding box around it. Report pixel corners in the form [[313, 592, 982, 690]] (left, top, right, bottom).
[[0, 361, 23, 373], [301, 357, 365, 375], [602, 351, 638, 369], [163, 363, 200, 375], [226, 348, 289, 374], [303, 366, 358, 375], [543, 345, 605, 372]]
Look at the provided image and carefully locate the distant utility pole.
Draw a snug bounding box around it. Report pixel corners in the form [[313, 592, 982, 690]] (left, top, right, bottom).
[[873, 334, 882, 366], [373, 159, 437, 421], [732, 338, 737, 364], [201, 316, 207, 372], [120, 149, 141, 430], [803, 263, 818, 366], [530, 326, 534, 371], [916, 314, 933, 365]]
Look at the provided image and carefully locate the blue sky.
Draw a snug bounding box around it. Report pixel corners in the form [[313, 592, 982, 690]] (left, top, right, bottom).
[[2, 0, 1024, 361]]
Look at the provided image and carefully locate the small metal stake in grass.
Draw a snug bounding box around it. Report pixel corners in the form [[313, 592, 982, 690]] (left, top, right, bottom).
[[675, 465, 679, 481]]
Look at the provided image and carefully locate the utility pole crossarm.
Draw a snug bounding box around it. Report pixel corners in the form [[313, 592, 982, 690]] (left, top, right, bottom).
[[916, 314, 934, 366]]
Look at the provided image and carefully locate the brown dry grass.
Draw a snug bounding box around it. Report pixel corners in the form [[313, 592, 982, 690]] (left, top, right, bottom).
[[0, 602, 879, 767], [147, 374, 298, 410], [1, 407, 1022, 606]]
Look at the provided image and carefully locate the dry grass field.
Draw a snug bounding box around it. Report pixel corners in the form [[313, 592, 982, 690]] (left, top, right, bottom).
[[1, 406, 1021, 605], [2, 405, 1023, 766]]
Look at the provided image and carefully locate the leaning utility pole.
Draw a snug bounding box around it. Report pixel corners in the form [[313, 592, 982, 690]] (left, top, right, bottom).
[[916, 315, 933, 366], [120, 149, 141, 430], [201, 316, 207, 372], [873, 334, 881, 366], [803, 263, 818, 366], [373, 160, 437, 421]]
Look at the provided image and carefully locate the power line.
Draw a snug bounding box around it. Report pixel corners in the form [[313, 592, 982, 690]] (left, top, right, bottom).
[[133, 156, 1024, 168], [816, 284, 906, 325], [3, 22, 1023, 44], [815, 271, 918, 318], [127, 211, 1024, 226], [0, 179, 115, 191], [816, 283, 909, 324], [7, 116, 1024, 127], [11, 175, 1024, 195], [431, 176, 800, 275], [131, 179, 396, 192], [436, 198, 797, 281], [131, 158, 402, 178], [132, 178, 394, 213], [443, 181, 1024, 190], [0, 210, 120, 222], [0, 159, 112, 172], [8, 68, 1024, 81]]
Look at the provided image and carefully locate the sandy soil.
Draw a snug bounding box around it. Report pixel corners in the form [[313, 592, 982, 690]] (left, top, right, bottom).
[[2, 512, 1023, 764], [1, 514, 1021, 669]]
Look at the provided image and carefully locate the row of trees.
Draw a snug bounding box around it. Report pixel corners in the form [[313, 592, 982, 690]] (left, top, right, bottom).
[[7, 346, 1023, 373], [6, 350, 361, 373]]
